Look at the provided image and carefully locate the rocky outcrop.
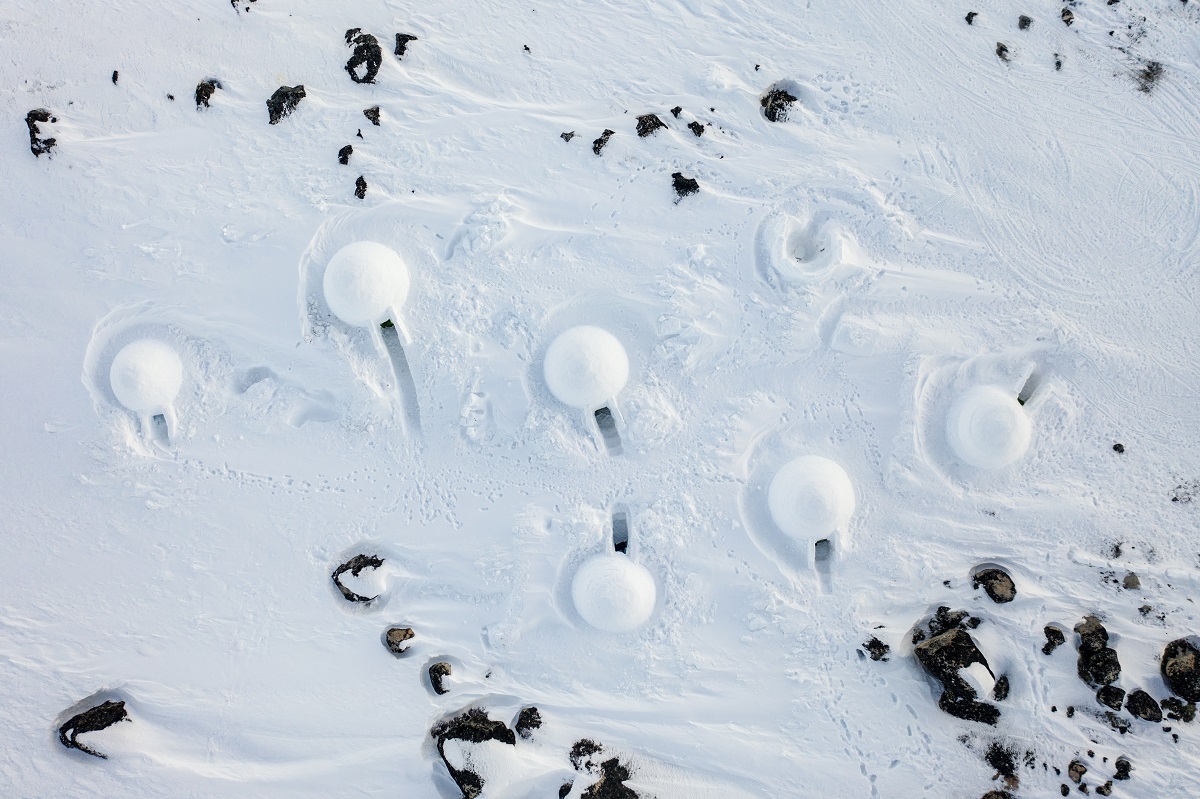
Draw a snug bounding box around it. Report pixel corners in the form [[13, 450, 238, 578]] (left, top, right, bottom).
[[266, 86, 306, 124], [1161, 638, 1200, 701], [58, 700, 128, 758], [431, 709, 516, 798], [635, 114, 665, 137], [914, 626, 1000, 724], [1075, 616, 1121, 687], [760, 86, 797, 122]]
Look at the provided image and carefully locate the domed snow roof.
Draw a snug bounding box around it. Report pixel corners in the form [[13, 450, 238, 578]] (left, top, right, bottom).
[[571, 554, 656, 632], [767, 455, 856, 540], [322, 241, 410, 327], [109, 339, 184, 414], [543, 326, 629, 410], [945, 385, 1032, 469]]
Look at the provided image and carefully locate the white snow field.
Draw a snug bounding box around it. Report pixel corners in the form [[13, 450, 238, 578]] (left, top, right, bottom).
[[2, 0, 1199, 797]]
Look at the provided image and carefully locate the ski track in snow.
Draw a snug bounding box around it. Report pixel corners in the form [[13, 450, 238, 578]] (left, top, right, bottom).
[[1, 0, 1199, 796]]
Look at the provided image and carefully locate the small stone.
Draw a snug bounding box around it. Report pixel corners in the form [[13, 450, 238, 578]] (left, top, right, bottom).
[[636, 113, 666, 137], [1097, 782, 1113, 796], [1113, 443, 1125, 453], [355, 176, 368, 199], [1126, 689, 1163, 722], [1122, 573, 1140, 590], [862, 637, 890, 662], [592, 129, 615, 155], [1062, 8, 1075, 25], [560, 131, 575, 142], [1043, 626, 1066, 655], [514, 706, 542, 739], [428, 662, 451, 694], [671, 172, 700, 201], [1069, 761, 1087, 783], [1113, 757, 1131, 780], [1162, 638, 1200, 701], [266, 85, 306, 124], [111, 70, 119, 85], [670, 106, 682, 118], [1060, 786, 1069, 797], [384, 627, 414, 655], [364, 106, 381, 125], [1018, 15, 1032, 30], [1096, 685, 1126, 710], [688, 120, 705, 137], [973, 567, 1017, 603], [966, 11, 978, 24], [338, 145, 353, 165], [196, 79, 221, 109], [996, 42, 1010, 62], [394, 33, 418, 58]]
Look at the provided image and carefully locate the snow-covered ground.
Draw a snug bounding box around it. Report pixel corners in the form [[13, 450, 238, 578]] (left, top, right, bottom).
[[2, 0, 1199, 796]]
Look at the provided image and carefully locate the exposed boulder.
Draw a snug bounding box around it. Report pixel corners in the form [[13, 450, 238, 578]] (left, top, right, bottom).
[[394, 33, 418, 58], [383, 627, 414, 655], [1162, 696, 1196, 722], [973, 568, 1016, 603], [1061, 8, 1074, 25], [431, 708, 516, 798], [429, 662, 452, 695], [592, 129, 614, 155], [1043, 626, 1066, 655], [671, 172, 699, 201], [862, 637, 890, 662], [561, 131, 576, 142], [58, 700, 128, 758], [760, 85, 797, 122], [364, 106, 381, 125], [1018, 15, 1032, 30], [688, 120, 705, 137], [571, 740, 638, 799], [1162, 638, 1200, 701], [514, 706, 542, 739], [331, 554, 383, 602], [345, 29, 383, 84], [1113, 757, 1131, 780], [635, 113, 666, 137], [914, 626, 1000, 724], [1075, 616, 1121, 687], [355, 176, 368, 199], [1125, 689, 1162, 722], [266, 85, 306, 124], [195, 79, 221, 109], [25, 109, 57, 157], [1096, 685, 1126, 710], [338, 144, 353, 165]]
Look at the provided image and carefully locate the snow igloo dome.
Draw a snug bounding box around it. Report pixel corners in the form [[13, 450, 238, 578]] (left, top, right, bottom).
[[767, 455, 856, 540], [322, 241, 410, 327], [945, 386, 1032, 470], [543, 326, 629, 410], [571, 554, 657, 633], [109, 339, 184, 414]]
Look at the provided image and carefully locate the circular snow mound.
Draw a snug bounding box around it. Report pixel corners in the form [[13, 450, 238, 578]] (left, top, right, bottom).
[[767, 456, 856, 540], [543, 326, 629, 409], [109, 339, 183, 414], [571, 554, 656, 633], [322, 241, 410, 327], [945, 386, 1032, 469]]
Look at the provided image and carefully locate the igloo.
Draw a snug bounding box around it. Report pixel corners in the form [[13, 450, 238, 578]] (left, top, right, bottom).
[[767, 455, 856, 541], [945, 386, 1032, 470], [571, 554, 656, 633], [322, 241, 410, 327], [109, 339, 183, 415], [543, 326, 629, 410]]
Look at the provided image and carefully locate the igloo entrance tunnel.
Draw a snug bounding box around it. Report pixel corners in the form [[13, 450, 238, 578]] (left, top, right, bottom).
[[109, 338, 184, 440], [945, 385, 1032, 470], [767, 455, 856, 563], [543, 325, 629, 454]]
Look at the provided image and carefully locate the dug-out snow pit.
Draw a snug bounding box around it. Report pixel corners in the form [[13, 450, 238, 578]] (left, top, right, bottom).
[[945, 386, 1032, 470], [109, 338, 184, 442], [611, 509, 630, 553], [58, 699, 129, 759], [593, 406, 623, 455], [571, 553, 656, 633]]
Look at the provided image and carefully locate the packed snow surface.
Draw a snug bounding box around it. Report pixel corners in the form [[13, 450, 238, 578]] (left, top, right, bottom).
[[107, 339, 183, 415], [3, 0, 1200, 797], [571, 554, 658, 633], [321, 240, 410, 327], [542, 325, 630, 410], [766, 455, 856, 541], [945, 385, 1033, 470]]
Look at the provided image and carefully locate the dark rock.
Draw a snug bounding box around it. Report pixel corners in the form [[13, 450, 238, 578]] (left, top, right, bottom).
[[635, 114, 666, 137], [25, 109, 57, 157], [195, 79, 221, 109], [523, 45, 531, 53], [111, 70, 119, 85], [394, 33, 418, 58], [1069, 760, 1087, 783], [966, 11, 978, 24], [1113, 443, 1125, 453], [431, 708, 516, 798], [570, 739, 603, 769], [1162, 639, 1200, 700], [1122, 572, 1140, 589], [582, 757, 638, 799], [671, 173, 700, 201], [58, 700, 128, 758], [985, 742, 1018, 780], [167, 94, 175, 101], [760, 86, 797, 122], [266, 85, 306, 124], [863, 637, 890, 662], [1097, 782, 1113, 796], [384, 627, 414, 655], [914, 627, 1000, 724], [429, 662, 452, 695], [514, 706, 542, 739], [981, 792, 1013, 799], [996, 43, 1010, 62], [1162, 697, 1196, 722], [1096, 685, 1126, 710], [687, 120, 704, 137], [973, 568, 1017, 603], [1137, 61, 1163, 93], [1044, 626, 1067, 655], [1055, 54, 1063, 71], [1060, 785, 1069, 797], [1102, 710, 1130, 733], [1113, 757, 1131, 780], [592, 129, 615, 155], [559, 784, 573, 799], [1018, 15, 1032, 30], [669, 106, 682, 118], [561, 131, 575, 142], [356, 129, 364, 139], [331, 554, 382, 602], [1126, 689, 1162, 722], [355, 176, 368, 199], [346, 29, 383, 84], [1062, 9, 1074, 25], [1075, 616, 1121, 687], [364, 106, 381, 125], [992, 674, 1010, 701], [338, 145, 353, 165]]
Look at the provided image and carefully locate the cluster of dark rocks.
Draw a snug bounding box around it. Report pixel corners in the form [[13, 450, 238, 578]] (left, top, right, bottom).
[[572, 107, 708, 201]]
